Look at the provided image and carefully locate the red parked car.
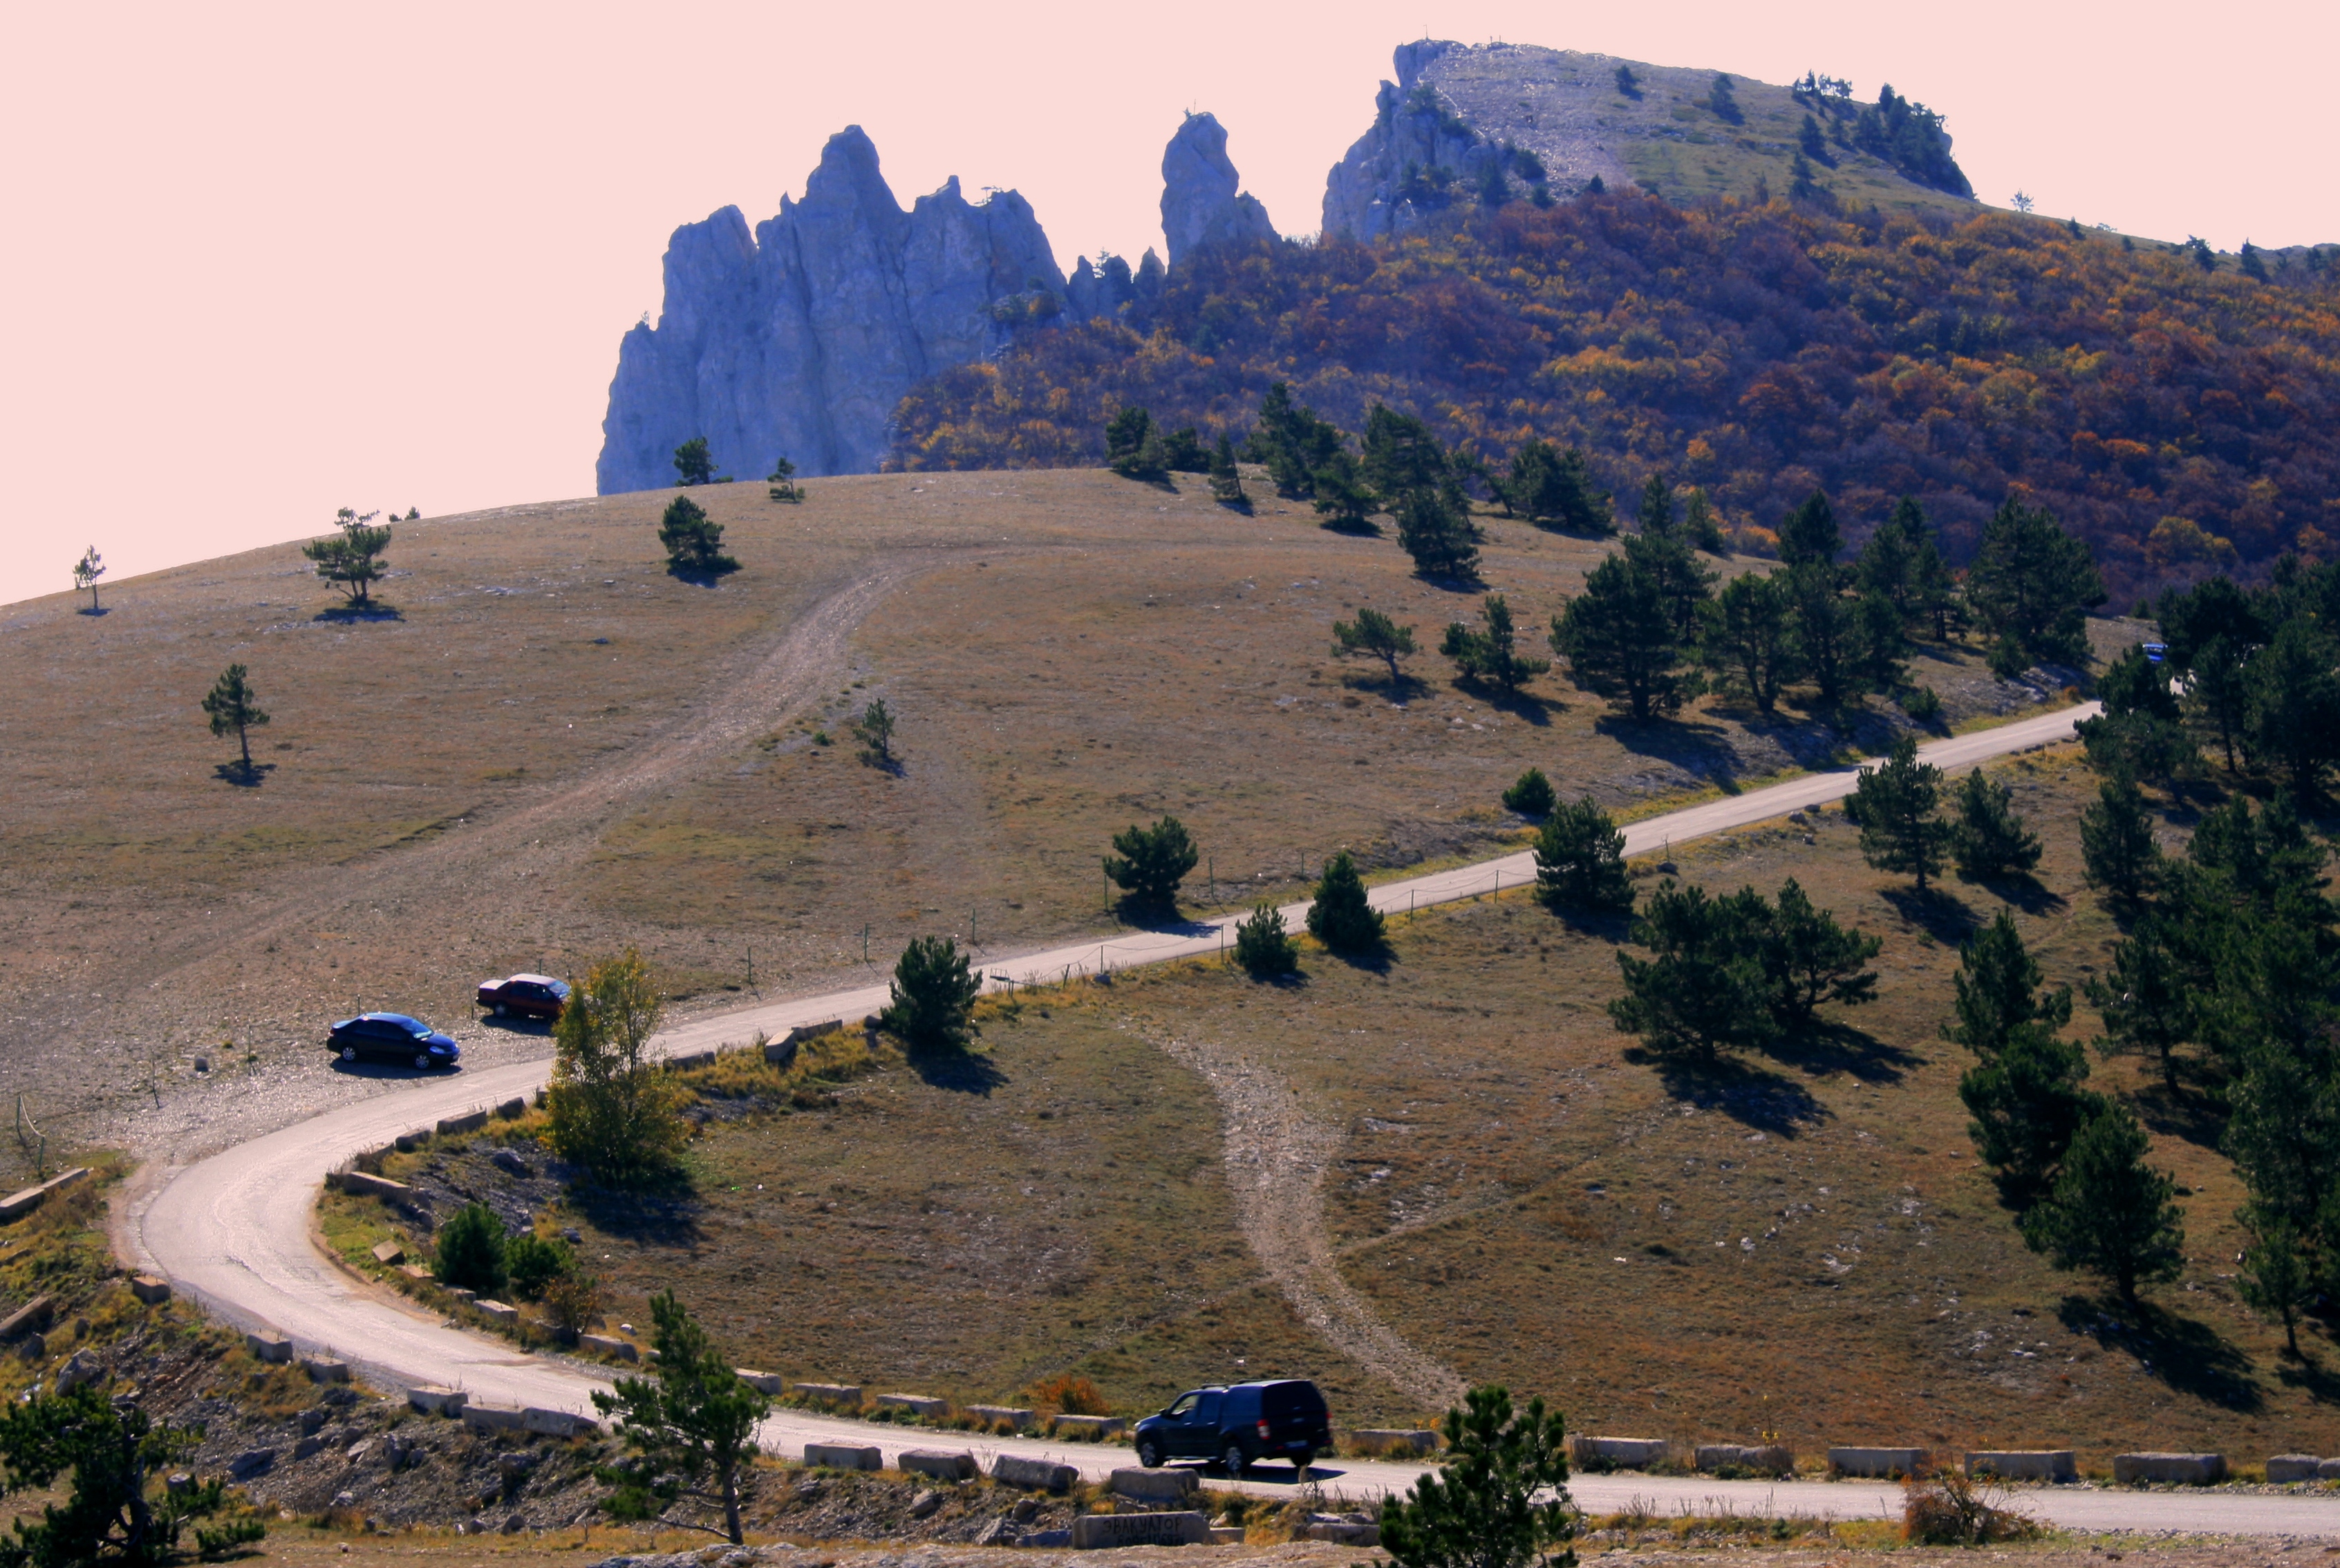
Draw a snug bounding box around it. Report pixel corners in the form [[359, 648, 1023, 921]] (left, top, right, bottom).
[[476, 973, 570, 1021]]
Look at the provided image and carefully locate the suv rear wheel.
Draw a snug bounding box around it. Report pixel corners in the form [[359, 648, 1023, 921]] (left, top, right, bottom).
[[1220, 1441, 1248, 1477], [1291, 1448, 1313, 1479]]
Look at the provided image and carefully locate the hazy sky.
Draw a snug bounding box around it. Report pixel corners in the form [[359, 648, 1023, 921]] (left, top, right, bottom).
[[3, 0, 2332, 607]]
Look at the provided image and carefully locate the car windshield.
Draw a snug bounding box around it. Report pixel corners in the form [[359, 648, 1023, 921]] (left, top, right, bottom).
[[412, 1027, 434, 1040]]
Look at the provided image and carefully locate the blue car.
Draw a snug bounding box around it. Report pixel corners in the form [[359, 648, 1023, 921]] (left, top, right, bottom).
[[2142, 642, 2168, 664], [328, 1012, 461, 1070]]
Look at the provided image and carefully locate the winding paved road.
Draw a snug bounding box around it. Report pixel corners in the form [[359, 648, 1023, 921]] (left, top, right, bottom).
[[127, 702, 2340, 1535]]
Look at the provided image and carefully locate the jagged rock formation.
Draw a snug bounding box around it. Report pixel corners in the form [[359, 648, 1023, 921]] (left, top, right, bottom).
[[595, 127, 1064, 492], [1158, 112, 1275, 268], [1324, 40, 1974, 240]]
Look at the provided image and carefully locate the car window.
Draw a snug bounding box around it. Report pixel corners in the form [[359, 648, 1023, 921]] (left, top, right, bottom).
[[1195, 1390, 1222, 1425], [1166, 1393, 1197, 1418]]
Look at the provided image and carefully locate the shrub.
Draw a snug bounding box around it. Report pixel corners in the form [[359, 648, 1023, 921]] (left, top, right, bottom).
[[547, 950, 688, 1185], [1900, 684, 1943, 724], [505, 1232, 574, 1300], [1233, 903, 1298, 979], [1902, 1471, 2039, 1545], [1028, 1374, 1110, 1416], [881, 935, 983, 1052], [541, 1270, 603, 1336], [1502, 767, 1555, 817], [1533, 798, 1634, 914], [657, 495, 738, 576], [1307, 851, 1385, 954], [1104, 815, 1199, 911], [436, 1201, 508, 1295]]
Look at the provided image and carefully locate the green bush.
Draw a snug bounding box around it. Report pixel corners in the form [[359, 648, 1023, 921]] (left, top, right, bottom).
[[505, 1232, 574, 1301], [1502, 767, 1556, 817], [1900, 684, 1943, 724], [1307, 852, 1386, 954], [1104, 815, 1199, 911], [1233, 904, 1298, 979], [435, 1201, 508, 1296], [881, 936, 983, 1052], [1533, 798, 1634, 914]]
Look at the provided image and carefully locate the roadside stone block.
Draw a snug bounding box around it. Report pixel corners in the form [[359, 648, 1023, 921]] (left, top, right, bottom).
[[579, 1334, 637, 1362], [393, 1130, 430, 1153], [494, 1097, 526, 1119], [0, 1168, 91, 1222], [447, 1288, 477, 1305], [966, 1403, 1036, 1428], [522, 1407, 597, 1438], [1300, 1520, 1379, 1546], [407, 1385, 468, 1416], [436, 1109, 489, 1137], [1110, 1467, 1197, 1502], [336, 1171, 411, 1201], [129, 1275, 173, 1305], [397, 1264, 433, 1283], [1350, 1428, 1438, 1457], [461, 1403, 530, 1435], [1069, 1511, 1209, 1549], [1051, 1414, 1125, 1439], [475, 1300, 519, 1325], [1965, 1450, 2075, 1482], [369, 1240, 404, 1266], [2320, 1458, 2340, 1480], [877, 1392, 947, 1417], [1695, 1444, 1793, 1475], [1208, 1527, 1244, 1545], [1, 1295, 55, 1340], [991, 1454, 1076, 1492], [245, 1332, 293, 1363], [1569, 1435, 1668, 1468], [2113, 1452, 2226, 1485], [803, 1442, 881, 1471], [300, 1357, 350, 1383], [1829, 1446, 1923, 1477], [794, 1382, 861, 1406], [898, 1449, 977, 1482], [735, 1370, 785, 1394], [2267, 1455, 2323, 1483]]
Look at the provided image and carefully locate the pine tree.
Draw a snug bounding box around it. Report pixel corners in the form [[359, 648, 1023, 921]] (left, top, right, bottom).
[[1441, 595, 1549, 691], [1394, 479, 1482, 579], [1761, 877, 1882, 1027], [1945, 910, 2075, 1059], [1799, 115, 1828, 162], [1376, 1385, 1576, 1568], [1311, 449, 1378, 530], [1706, 73, 1742, 124], [1776, 491, 1842, 568], [1331, 606, 1417, 684], [1106, 406, 1167, 480], [657, 496, 738, 576], [2078, 646, 2191, 783], [1103, 816, 1199, 911], [591, 1291, 771, 1544], [1248, 383, 1342, 498], [880, 936, 984, 1052], [1533, 797, 1634, 915], [71, 545, 104, 611], [1362, 405, 1451, 498], [1553, 555, 1698, 720], [1636, 474, 1675, 536], [201, 662, 270, 772], [1851, 735, 1950, 890], [766, 454, 803, 503], [2243, 619, 2340, 801], [1681, 488, 1726, 552], [1502, 767, 1557, 818], [2234, 1209, 2312, 1355], [1208, 433, 1249, 510], [301, 507, 393, 607], [1502, 442, 1611, 534], [2020, 1105, 2184, 1305], [1965, 497, 2106, 669], [1307, 851, 1385, 954], [2086, 914, 2192, 1093], [2155, 577, 2263, 771], [1698, 570, 1801, 715], [1622, 528, 1716, 641], [1960, 1028, 2101, 1210], [1951, 767, 2043, 879], [2079, 776, 2162, 904], [1233, 902, 1298, 979], [672, 437, 714, 486], [1784, 562, 1859, 706], [1611, 881, 1777, 1058]]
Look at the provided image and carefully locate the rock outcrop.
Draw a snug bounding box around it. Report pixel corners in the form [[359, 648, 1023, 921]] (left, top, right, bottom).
[[1158, 112, 1275, 268], [595, 127, 1064, 492]]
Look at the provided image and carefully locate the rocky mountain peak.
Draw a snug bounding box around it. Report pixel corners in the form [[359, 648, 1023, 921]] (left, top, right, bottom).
[[1159, 111, 1275, 269]]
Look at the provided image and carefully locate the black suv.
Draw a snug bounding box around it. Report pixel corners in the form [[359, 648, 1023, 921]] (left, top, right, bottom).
[[1132, 1379, 1331, 1476]]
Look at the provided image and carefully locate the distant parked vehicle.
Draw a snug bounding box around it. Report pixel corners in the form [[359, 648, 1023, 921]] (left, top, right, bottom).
[[476, 973, 570, 1021], [2142, 642, 2167, 664], [1132, 1379, 1331, 1477], [327, 1013, 460, 1070]]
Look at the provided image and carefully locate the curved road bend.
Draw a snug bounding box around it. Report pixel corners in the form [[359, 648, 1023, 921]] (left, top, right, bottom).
[[137, 703, 2340, 1533]]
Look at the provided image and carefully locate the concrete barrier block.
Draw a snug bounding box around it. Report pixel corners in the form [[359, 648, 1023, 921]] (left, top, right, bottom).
[[877, 1392, 948, 1417], [336, 1171, 411, 1201], [408, 1385, 468, 1416], [579, 1334, 637, 1362], [803, 1442, 881, 1471], [129, 1275, 172, 1305], [436, 1110, 489, 1137], [991, 1454, 1077, 1491], [2113, 1452, 2226, 1485], [1300, 1522, 1380, 1546], [397, 1264, 433, 1284], [966, 1404, 1036, 1428], [447, 1288, 476, 1305], [1, 1295, 55, 1341], [0, 1168, 91, 1222], [1350, 1428, 1439, 1457], [1569, 1435, 1669, 1468], [245, 1332, 293, 1363], [2267, 1455, 2323, 1483], [898, 1448, 977, 1482], [1111, 1467, 1198, 1502], [1829, 1446, 1923, 1478], [1070, 1512, 1210, 1549], [1696, 1444, 1793, 1475], [300, 1357, 350, 1383], [1965, 1450, 2075, 1482], [2319, 1458, 2340, 1480], [794, 1382, 861, 1406], [522, 1407, 597, 1438], [735, 1370, 785, 1394], [461, 1403, 530, 1435], [1208, 1527, 1245, 1545], [393, 1130, 429, 1153], [475, 1300, 519, 1325], [494, 1097, 526, 1119], [1051, 1415, 1125, 1439], [369, 1240, 404, 1266], [664, 1049, 718, 1072]]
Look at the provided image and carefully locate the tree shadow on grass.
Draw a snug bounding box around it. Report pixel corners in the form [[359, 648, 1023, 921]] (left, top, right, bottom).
[[213, 760, 275, 787], [1766, 1020, 1923, 1086], [2274, 1352, 2340, 1405], [2057, 1294, 2263, 1412], [313, 601, 404, 622], [1622, 1047, 1830, 1138], [571, 1173, 705, 1247], [1878, 886, 1980, 943], [1466, 683, 1562, 728], [1544, 906, 1634, 942], [664, 563, 739, 588], [1591, 713, 1755, 790], [1958, 870, 2066, 916], [1338, 669, 1431, 704], [2128, 1070, 2229, 1151], [1114, 904, 1219, 937], [1318, 516, 1382, 538], [908, 1047, 1008, 1096], [1317, 940, 1394, 976], [77, 605, 110, 617]]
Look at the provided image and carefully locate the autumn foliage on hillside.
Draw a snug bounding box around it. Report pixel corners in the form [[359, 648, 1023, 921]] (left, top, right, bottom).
[[890, 192, 2340, 604]]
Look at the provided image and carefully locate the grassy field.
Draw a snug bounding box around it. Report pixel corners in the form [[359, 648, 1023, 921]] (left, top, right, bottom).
[[323, 740, 2335, 1461], [0, 466, 2068, 1155]]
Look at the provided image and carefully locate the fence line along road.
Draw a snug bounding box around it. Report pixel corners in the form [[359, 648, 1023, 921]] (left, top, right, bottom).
[[133, 700, 2340, 1536]]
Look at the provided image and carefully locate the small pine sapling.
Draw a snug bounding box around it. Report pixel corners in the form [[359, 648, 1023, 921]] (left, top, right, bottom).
[[1232, 903, 1298, 979], [1207, 433, 1249, 510], [854, 698, 897, 767], [1307, 851, 1385, 955], [71, 545, 104, 611], [672, 437, 714, 486], [1533, 797, 1634, 915], [1951, 767, 2043, 879], [1332, 606, 1417, 684], [200, 662, 270, 773], [767, 454, 804, 503], [1502, 767, 1556, 819], [1103, 815, 1199, 911], [879, 936, 983, 1053], [2079, 777, 2161, 904]]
